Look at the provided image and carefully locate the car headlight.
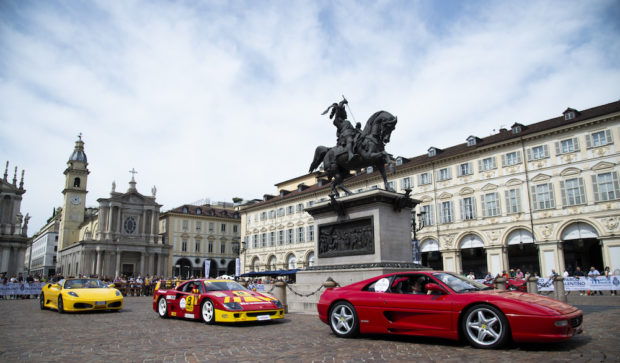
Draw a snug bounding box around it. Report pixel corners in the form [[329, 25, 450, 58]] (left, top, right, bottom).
[[223, 302, 243, 310], [115, 290, 121, 296], [273, 300, 283, 309], [554, 320, 569, 327], [68, 291, 79, 297]]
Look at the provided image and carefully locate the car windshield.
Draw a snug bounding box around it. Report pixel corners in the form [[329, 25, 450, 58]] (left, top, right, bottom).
[[432, 272, 490, 293], [203, 281, 247, 292], [64, 279, 107, 289]]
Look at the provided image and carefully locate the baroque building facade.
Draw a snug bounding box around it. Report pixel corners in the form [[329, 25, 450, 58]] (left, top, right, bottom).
[[0, 161, 30, 276], [57, 136, 170, 277], [240, 100, 620, 277], [159, 203, 241, 278]]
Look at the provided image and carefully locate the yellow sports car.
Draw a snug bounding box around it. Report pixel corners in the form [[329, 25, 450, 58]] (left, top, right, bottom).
[[40, 278, 123, 312]]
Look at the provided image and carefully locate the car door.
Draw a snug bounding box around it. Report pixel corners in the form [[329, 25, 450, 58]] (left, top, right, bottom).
[[45, 280, 63, 308], [381, 274, 453, 334]]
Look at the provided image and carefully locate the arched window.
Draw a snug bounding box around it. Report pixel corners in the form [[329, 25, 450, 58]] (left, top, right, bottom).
[[252, 257, 261, 272], [307, 252, 315, 267], [73, 177, 81, 187], [287, 254, 297, 269], [268, 256, 277, 270]]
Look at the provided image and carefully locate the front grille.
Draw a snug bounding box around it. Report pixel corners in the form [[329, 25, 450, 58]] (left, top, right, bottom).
[[108, 301, 122, 308], [570, 316, 582, 328], [74, 303, 93, 309], [247, 311, 278, 317]]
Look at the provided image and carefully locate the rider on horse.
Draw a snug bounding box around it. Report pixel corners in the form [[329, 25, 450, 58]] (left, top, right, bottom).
[[322, 98, 360, 162]]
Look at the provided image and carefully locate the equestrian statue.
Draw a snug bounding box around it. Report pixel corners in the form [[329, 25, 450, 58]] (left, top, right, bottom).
[[309, 97, 398, 197]]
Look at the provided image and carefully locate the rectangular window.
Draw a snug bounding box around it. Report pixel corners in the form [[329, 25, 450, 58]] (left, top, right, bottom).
[[182, 220, 188, 230], [297, 227, 305, 243], [457, 162, 473, 177], [387, 181, 395, 191], [555, 138, 579, 154], [592, 172, 620, 202], [269, 210, 276, 219], [286, 229, 293, 244], [401, 177, 412, 190], [286, 206, 294, 215], [530, 183, 556, 210], [306, 201, 314, 208], [196, 222, 201, 230], [233, 225, 238, 233], [261, 233, 266, 247], [418, 172, 432, 185], [481, 192, 501, 217], [479, 157, 497, 172], [504, 188, 522, 214], [209, 242, 213, 252], [439, 201, 454, 224], [560, 178, 586, 206], [460, 197, 476, 220], [209, 222, 214, 232], [269, 231, 275, 246], [252, 235, 258, 248], [277, 208, 285, 217], [436, 167, 452, 181], [182, 239, 187, 252], [221, 243, 226, 254], [502, 151, 522, 167], [587, 130, 613, 148], [527, 145, 549, 161], [278, 230, 284, 245], [260, 212, 267, 220], [195, 240, 201, 252], [296, 203, 303, 213], [221, 224, 226, 232], [307, 225, 314, 241], [420, 205, 434, 226]]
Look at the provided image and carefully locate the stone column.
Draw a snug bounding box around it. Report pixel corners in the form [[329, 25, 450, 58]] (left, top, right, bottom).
[[95, 250, 101, 276], [553, 277, 567, 302], [148, 253, 154, 276], [140, 252, 145, 277], [527, 276, 539, 294], [494, 277, 507, 291], [115, 250, 121, 277], [273, 280, 288, 313]]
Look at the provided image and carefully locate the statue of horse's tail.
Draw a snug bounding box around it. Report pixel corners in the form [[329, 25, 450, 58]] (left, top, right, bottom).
[[309, 146, 329, 172]]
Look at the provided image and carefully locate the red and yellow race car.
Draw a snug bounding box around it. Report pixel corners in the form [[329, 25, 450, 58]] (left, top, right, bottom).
[[152, 279, 284, 324]]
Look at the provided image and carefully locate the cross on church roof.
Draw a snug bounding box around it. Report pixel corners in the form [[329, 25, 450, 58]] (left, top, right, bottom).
[[129, 168, 138, 181], [78, 132, 82, 141]]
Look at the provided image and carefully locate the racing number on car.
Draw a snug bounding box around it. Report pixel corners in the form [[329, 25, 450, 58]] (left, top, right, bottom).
[[185, 295, 195, 312]]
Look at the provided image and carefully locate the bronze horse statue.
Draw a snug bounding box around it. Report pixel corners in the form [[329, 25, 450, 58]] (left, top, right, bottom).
[[309, 110, 397, 196]]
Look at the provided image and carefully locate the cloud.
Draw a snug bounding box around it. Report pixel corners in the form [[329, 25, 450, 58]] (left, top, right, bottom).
[[1, 0, 619, 232]]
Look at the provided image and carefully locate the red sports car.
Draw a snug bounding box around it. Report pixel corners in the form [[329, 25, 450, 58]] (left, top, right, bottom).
[[317, 271, 583, 349], [153, 279, 284, 323]]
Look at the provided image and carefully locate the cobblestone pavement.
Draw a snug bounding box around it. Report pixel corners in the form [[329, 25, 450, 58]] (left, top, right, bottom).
[[1, 297, 619, 362]]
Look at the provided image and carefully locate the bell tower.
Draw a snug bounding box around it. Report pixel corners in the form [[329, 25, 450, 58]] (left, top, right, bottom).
[[58, 133, 89, 252]]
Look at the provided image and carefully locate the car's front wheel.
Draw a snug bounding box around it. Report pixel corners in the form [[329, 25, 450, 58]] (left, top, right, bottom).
[[40, 293, 46, 310], [201, 299, 215, 325], [329, 301, 359, 338], [57, 296, 64, 314], [462, 304, 509, 349], [157, 297, 168, 318]]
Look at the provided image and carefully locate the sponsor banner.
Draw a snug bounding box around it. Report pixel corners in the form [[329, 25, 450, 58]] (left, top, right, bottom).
[[235, 258, 241, 277], [205, 260, 211, 278], [0, 282, 45, 295], [537, 276, 620, 291]]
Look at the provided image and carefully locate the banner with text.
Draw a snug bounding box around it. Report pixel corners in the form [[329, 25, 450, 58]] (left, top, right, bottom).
[[0, 283, 45, 296]]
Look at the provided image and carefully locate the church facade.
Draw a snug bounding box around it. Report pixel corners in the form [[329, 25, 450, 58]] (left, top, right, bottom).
[[57, 136, 170, 278], [0, 162, 30, 276]]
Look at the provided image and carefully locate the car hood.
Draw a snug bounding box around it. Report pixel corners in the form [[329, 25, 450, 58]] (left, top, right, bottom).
[[475, 290, 578, 315], [63, 288, 120, 299], [207, 290, 281, 310]]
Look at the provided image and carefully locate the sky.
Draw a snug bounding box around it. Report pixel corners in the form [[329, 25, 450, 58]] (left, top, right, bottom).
[[1, 0, 619, 233]]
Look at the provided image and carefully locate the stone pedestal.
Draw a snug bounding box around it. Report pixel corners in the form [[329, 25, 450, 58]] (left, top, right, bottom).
[[288, 190, 428, 313]]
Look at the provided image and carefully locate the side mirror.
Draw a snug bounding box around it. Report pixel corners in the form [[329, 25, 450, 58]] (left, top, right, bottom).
[[425, 283, 446, 294], [108, 283, 115, 288]]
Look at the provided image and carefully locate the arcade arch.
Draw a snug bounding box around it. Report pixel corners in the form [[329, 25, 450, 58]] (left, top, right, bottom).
[[459, 234, 486, 278], [506, 229, 540, 276], [561, 222, 602, 273], [420, 239, 443, 270]]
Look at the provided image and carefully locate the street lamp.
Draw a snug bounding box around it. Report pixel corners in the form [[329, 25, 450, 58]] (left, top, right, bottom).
[[412, 209, 426, 241]]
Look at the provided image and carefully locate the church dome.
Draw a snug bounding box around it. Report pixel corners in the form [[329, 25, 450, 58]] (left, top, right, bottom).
[[69, 135, 88, 163]]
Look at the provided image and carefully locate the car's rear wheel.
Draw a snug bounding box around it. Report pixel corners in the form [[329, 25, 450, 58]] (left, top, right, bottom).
[[40, 293, 46, 310], [157, 297, 168, 318], [329, 301, 359, 338], [57, 296, 64, 314], [462, 304, 509, 349], [201, 299, 215, 325]]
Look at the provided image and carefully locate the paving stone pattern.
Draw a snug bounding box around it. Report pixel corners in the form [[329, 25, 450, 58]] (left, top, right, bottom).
[[0, 297, 619, 362]]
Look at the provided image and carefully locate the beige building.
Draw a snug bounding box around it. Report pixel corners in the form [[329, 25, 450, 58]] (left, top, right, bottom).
[[240, 100, 620, 277], [159, 203, 241, 278], [57, 136, 170, 278]]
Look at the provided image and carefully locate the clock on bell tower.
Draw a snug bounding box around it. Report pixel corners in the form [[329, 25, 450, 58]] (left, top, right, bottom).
[[58, 133, 90, 252]]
